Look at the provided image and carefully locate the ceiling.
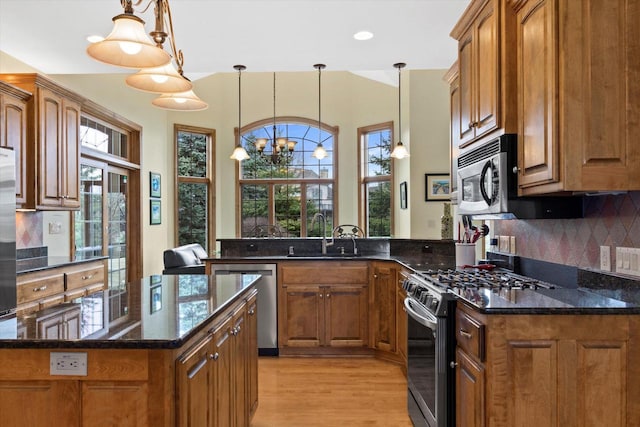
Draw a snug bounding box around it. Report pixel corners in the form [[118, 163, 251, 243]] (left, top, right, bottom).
[[0, 0, 469, 84]]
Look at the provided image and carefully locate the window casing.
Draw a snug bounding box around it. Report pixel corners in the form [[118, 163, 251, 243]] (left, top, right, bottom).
[[175, 125, 215, 252], [237, 117, 338, 238], [358, 122, 394, 237]]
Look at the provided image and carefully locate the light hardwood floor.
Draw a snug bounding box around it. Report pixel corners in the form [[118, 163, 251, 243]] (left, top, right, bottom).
[[251, 357, 413, 427]]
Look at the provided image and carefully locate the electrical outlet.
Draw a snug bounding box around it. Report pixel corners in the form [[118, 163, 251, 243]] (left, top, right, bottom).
[[509, 236, 516, 254], [499, 236, 510, 253], [50, 352, 87, 376], [615, 247, 640, 277], [600, 246, 611, 271], [48, 222, 62, 234]]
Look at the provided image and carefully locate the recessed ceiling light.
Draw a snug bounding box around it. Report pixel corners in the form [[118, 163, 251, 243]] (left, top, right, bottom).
[[86, 35, 104, 44], [353, 31, 374, 41]]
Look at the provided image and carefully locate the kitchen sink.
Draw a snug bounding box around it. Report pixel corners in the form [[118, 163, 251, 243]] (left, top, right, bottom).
[[286, 253, 361, 258]]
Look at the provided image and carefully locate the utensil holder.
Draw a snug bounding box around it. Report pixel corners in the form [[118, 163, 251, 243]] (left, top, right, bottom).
[[455, 243, 476, 267]]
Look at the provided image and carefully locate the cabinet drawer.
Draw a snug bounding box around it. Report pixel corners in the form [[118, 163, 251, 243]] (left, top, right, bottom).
[[456, 309, 485, 361], [281, 262, 368, 284], [17, 274, 65, 305], [66, 263, 105, 291]]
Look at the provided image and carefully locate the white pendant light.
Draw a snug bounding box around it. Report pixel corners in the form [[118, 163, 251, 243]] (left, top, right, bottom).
[[230, 65, 250, 161], [312, 64, 328, 160], [152, 89, 208, 111], [125, 63, 193, 93], [86, 12, 171, 69], [391, 62, 410, 159]]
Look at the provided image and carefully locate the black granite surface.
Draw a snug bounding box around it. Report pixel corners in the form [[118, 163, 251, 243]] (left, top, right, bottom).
[[0, 273, 260, 348], [454, 286, 638, 314], [17, 255, 109, 275]]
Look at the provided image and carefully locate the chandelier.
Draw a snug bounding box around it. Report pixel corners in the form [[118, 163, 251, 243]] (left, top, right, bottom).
[[253, 72, 297, 165], [86, 0, 207, 111]]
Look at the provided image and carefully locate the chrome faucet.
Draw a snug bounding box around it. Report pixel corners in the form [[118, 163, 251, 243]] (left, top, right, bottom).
[[311, 212, 334, 254]]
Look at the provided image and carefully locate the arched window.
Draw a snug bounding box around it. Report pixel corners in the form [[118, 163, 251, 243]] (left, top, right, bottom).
[[237, 116, 338, 238]]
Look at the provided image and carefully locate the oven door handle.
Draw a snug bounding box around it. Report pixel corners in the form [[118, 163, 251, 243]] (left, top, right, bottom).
[[404, 298, 438, 331]]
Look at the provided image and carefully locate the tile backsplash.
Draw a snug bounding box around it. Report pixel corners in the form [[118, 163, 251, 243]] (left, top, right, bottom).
[[492, 191, 640, 270], [16, 211, 43, 249]]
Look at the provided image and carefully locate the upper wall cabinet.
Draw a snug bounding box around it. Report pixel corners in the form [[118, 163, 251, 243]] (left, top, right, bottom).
[[0, 74, 82, 209], [450, 0, 517, 150], [512, 0, 640, 194], [0, 82, 30, 206]]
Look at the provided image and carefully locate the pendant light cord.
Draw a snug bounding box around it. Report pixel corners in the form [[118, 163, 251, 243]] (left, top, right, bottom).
[[273, 72, 277, 146], [398, 65, 401, 142]]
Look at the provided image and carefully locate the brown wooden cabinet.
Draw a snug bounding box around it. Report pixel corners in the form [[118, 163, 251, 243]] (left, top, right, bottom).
[[454, 303, 640, 426], [0, 74, 82, 209], [450, 0, 516, 149], [370, 261, 397, 353], [513, 0, 640, 194], [246, 293, 258, 418], [36, 304, 81, 340], [176, 287, 258, 427], [278, 261, 369, 353], [396, 268, 409, 372], [17, 260, 107, 315], [0, 81, 30, 206]]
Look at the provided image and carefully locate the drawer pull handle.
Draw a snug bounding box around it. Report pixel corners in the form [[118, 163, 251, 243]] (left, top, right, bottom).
[[248, 309, 255, 315], [81, 274, 94, 280], [33, 285, 47, 292], [459, 329, 473, 339]]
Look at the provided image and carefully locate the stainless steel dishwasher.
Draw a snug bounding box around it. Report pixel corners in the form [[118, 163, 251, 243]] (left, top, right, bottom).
[[211, 263, 278, 356]]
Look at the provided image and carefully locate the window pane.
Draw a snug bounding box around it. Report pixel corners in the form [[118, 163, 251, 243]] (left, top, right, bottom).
[[307, 183, 334, 237], [75, 165, 103, 260], [367, 181, 391, 237], [177, 131, 208, 178], [274, 184, 301, 237], [80, 117, 128, 157], [178, 182, 208, 248], [108, 172, 128, 322], [365, 129, 391, 177], [241, 184, 269, 237]]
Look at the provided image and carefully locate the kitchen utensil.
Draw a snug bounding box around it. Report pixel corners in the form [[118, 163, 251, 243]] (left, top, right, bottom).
[[480, 224, 490, 237], [460, 264, 496, 270]]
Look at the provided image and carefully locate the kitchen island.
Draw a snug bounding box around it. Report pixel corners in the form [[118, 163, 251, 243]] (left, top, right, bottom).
[[0, 273, 260, 427]]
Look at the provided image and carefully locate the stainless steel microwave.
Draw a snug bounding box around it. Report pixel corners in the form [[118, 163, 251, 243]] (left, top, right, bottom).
[[456, 135, 583, 219]]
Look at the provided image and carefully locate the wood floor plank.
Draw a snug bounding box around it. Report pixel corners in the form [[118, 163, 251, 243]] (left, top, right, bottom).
[[251, 357, 413, 427]]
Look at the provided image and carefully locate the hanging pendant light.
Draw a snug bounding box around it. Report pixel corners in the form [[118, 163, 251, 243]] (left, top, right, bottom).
[[230, 65, 250, 161], [390, 62, 410, 159], [125, 62, 193, 93], [312, 64, 328, 160], [151, 88, 208, 111], [86, 2, 171, 69]]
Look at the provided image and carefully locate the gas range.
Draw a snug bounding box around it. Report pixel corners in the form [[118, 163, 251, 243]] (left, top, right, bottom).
[[407, 267, 557, 310]]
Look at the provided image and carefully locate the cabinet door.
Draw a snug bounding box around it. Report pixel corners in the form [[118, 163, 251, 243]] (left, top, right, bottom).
[[0, 380, 80, 426], [515, 0, 558, 189], [61, 98, 80, 208], [0, 91, 28, 205], [212, 317, 233, 427], [474, 0, 498, 138], [325, 285, 368, 347], [37, 314, 62, 339], [456, 348, 485, 427], [458, 29, 475, 146], [232, 308, 247, 427], [63, 306, 81, 339], [246, 294, 259, 418], [370, 264, 396, 352], [82, 381, 148, 427], [38, 87, 64, 208], [280, 285, 323, 347], [177, 334, 214, 427]]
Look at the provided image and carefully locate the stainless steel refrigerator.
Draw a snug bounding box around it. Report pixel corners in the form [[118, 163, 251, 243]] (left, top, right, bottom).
[[0, 147, 16, 316]]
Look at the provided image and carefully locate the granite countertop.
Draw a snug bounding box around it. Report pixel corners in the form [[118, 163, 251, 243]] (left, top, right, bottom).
[[0, 273, 260, 349], [17, 255, 109, 274], [454, 287, 639, 314]]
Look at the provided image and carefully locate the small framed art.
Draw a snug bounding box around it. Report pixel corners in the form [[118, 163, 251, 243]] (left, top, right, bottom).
[[425, 174, 450, 201], [150, 199, 161, 225], [150, 172, 161, 198], [400, 181, 408, 209]]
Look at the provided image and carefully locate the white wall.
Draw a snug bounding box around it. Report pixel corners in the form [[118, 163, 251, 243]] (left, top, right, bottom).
[[1, 51, 451, 275]]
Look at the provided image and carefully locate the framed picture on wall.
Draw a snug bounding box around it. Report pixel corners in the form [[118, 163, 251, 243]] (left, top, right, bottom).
[[150, 172, 161, 198], [150, 199, 161, 225], [425, 174, 450, 201], [400, 181, 408, 209]]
